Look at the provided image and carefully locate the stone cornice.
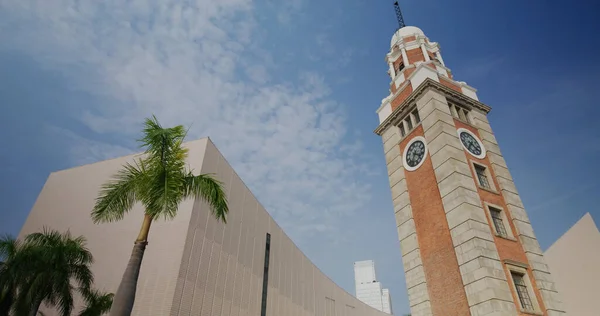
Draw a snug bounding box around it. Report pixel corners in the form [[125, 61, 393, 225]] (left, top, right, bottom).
[[374, 78, 492, 135], [503, 259, 529, 269]]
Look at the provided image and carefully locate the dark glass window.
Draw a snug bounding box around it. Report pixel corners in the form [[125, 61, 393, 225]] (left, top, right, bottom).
[[512, 272, 534, 311], [490, 208, 508, 237], [397, 62, 405, 73], [260, 233, 271, 316], [475, 164, 491, 189]]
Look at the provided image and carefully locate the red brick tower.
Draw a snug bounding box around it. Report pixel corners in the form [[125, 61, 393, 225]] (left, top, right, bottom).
[[375, 25, 567, 316]]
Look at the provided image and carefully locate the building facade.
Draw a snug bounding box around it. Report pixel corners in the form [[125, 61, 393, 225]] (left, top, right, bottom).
[[375, 26, 567, 316], [354, 260, 393, 314], [19, 138, 390, 316], [545, 213, 600, 315]]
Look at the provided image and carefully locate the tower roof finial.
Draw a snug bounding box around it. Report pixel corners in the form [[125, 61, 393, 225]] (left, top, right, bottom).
[[393, 1, 406, 30]]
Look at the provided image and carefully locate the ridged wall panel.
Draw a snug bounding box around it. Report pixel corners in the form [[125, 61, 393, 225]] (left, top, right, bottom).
[[189, 139, 400, 316]]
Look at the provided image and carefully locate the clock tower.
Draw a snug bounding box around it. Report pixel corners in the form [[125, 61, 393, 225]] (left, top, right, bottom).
[[375, 24, 567, 316]]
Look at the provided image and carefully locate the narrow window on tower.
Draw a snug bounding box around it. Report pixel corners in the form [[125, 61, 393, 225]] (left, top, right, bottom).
[[489, 207, 508, 238], [405, 117, 413, 130], [260, 233, 271, 316], [449, 103, 472, 124], [412, 109, 420, 124], [512, 272, 535, 311], [462, 108, 471, 123], [457, 108, 467, 122], [449, 103, 458, 118], [505, 263, 541, 313], [474, 164, 491, 190], [399, 122, 406, 137]]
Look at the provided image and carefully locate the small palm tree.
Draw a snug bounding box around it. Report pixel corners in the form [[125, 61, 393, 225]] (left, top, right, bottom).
[[0, 230, 94, 316], [92, 116, 228, 315], [78, 289, 114, 316], [20, 229, 94, 316]]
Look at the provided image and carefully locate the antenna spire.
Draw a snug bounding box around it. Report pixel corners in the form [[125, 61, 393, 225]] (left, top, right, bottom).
[[394, 1, 406, 30]]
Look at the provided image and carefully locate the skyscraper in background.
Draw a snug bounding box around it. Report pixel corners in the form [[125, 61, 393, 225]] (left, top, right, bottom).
[[354, 260, 393, 314], [382, 289, 393, 314]]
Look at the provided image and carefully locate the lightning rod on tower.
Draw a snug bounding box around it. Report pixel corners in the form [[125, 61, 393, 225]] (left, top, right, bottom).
[[394, 1, 406, 30]]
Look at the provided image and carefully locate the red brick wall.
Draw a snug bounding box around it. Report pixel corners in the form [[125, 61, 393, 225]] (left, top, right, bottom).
[[407, 48, 425, 64], [391, 83, 413, 111], [440, 77, 462, 93], [404, 68, 416, 80], [400, 125, 471, 316], [454, 120, 548, 316]]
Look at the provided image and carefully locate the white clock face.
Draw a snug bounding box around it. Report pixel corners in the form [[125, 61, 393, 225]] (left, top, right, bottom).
[[403, 136, 428, 171], [456, 128, 486, 159]]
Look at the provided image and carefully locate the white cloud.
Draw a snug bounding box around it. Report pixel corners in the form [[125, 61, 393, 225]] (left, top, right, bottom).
[[1, 0, 376, 241]]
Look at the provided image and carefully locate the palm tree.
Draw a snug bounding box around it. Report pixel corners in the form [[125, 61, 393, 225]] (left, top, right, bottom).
[[21, 229, 94, 316], [78, 289, 114, 316], [92, 116, 229, 315], [0, 230, 94, 316], [0, 235, 21, 315]]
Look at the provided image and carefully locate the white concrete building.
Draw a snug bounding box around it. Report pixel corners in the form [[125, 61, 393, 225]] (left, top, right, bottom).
[[354, 260, 392, 314], [19, 138, 392, 316], [545, 213, 600, 316]]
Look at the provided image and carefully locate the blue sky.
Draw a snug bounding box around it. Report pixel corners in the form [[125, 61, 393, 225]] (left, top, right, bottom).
[[1, 0, 599, 314]]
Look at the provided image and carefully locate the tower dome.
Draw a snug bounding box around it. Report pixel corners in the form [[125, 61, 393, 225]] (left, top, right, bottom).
[[390, 26, 425, 47]]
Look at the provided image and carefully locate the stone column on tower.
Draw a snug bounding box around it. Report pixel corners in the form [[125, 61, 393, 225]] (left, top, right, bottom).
[[375, 26, 567, 316]]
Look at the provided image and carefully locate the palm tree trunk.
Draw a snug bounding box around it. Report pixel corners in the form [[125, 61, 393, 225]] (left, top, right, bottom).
[[109, 214, 153, 316]]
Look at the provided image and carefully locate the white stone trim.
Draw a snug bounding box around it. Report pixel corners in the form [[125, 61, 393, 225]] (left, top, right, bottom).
[[401, 48, 409, 66], [460, 83, 479, 101], [505, 262, 543, 315], [402, 136, 428, 172], [393, 71, 406, 90], [457, 128, 487, 159], [410, 66, 439, 89], [421, 44, 430, 62], [378, 102, 393, 124], [435, 51, 445, 66]]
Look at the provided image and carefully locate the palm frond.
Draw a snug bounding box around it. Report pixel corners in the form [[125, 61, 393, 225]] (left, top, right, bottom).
[[56, 282, 74, 316], [78, 288, 113, 316], [0, 235, 19, 260], [139, 116, 188, 169], [184, 173, 229, 223], [92, 160, 147, 223], [142, 167, 186, 219]]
